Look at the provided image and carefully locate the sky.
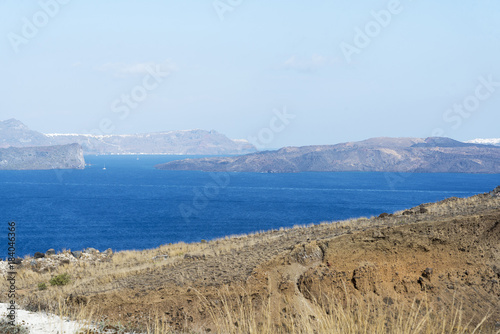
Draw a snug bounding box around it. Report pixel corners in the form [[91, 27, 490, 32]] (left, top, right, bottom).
[[0, 0, 499, 148]]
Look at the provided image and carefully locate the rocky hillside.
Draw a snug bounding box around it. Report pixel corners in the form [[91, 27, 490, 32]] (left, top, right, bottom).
[[0, 119, 256, 155], [0, 118, 51, 148], [0, 143, 85, 170], [6, 187, 500, 332], [156, 137, 500, 173]]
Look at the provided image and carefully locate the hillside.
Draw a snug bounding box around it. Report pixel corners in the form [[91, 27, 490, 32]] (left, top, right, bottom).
[[0, 143, 85, 170], [3, 187, 499, 333], [156, 137, 500, 173], [0, 118, 51, 148], [0, 119, 256, 155]]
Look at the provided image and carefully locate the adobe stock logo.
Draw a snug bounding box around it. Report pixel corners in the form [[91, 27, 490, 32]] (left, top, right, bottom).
[[247, 107, 296, 150], [340, 0, 404, 63], [212, 0, 243, 21], [110, 65, 170, 122], [179, 173, 231, 223], [385, 74, 499, 190], [7, 0, 72, 54], [436, 75, 499, 135]]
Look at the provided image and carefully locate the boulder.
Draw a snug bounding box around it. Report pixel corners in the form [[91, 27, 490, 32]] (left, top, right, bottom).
[[289, 241, 323, 265], [351, 263, 379, 293], [184, 254, 206, 260], [34, 252, 45, 259], [71, 251, 82, 259], [46, 249, 56, 256], [84, 247, 98, 255], [422, 267, 433, 280], [153, 254, 169, 261]]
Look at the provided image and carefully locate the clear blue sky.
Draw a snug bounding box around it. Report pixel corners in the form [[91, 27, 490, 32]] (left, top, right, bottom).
[[1, 0, 499, 147]]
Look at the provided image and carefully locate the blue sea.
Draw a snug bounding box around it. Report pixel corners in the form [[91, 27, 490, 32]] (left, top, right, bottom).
[[1, 155, 499, 258]]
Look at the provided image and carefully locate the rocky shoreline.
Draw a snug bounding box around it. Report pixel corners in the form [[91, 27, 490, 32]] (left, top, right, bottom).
[[0, 248, 112, 276], [3, 185, 499, 277]]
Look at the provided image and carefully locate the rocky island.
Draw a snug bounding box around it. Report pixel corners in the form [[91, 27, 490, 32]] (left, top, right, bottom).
[[0, 143, 85, 170], [0, 118, 256, 155], [156, 137, 500, 174]]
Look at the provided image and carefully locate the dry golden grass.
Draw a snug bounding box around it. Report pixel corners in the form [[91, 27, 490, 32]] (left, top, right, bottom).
[[2, 190, 499, 333], [196, 285, 499, 334]]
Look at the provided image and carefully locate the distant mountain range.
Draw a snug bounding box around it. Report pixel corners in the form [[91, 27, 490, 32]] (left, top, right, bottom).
[[156, 137, 500, 174], [0, 119, 256, 155], [0, 143, 85, 170]]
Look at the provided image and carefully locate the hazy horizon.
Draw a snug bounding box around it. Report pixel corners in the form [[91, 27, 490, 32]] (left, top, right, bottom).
[[1, 1, 499, 148], [1, 117, 498, 149]]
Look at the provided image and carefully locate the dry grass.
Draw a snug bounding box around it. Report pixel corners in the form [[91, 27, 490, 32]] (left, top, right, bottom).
[[1, 190, 499, 333], [197, 285, 499, 334]]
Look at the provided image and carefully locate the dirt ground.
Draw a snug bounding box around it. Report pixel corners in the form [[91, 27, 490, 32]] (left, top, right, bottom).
[[4, 187, 500, 332]]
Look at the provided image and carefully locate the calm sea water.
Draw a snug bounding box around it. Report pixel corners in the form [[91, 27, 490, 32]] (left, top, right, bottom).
[[1, 155, 499, 258]]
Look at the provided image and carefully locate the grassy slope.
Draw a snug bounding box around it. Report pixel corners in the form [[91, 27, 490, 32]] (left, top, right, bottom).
[[2, 187, 499, 333]]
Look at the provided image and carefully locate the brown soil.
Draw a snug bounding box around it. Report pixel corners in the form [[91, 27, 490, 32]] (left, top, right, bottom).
[[5, 187, 500, 332]]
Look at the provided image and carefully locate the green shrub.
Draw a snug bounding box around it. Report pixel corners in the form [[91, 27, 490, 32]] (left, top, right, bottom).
[[38, 282, 47, 290], [49, 273, 70, 286], [201, 239, 207, 244]]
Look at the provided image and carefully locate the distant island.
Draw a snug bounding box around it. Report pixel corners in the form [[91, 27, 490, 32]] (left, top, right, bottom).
[[0, 143, 85, 170], [156, 137, 500, 174], [0, 119, 256, 155]]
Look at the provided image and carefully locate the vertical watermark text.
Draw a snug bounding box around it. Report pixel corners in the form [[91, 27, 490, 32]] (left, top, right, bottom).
[[6, 222, 17, 326]]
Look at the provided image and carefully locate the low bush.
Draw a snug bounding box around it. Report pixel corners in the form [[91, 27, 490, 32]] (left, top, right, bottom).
[[49, 273, 70, 286]]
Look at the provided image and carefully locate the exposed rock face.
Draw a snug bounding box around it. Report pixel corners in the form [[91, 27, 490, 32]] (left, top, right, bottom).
[[0, 119, 256, 155], [156, 137, 500, 174], [41, 188, 496, 332], [0, 143, 85, 170]]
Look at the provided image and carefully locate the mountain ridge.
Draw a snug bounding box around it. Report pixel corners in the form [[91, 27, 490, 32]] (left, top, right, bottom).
[[156, 136, 500, 174], [0, 119, 256, 155]]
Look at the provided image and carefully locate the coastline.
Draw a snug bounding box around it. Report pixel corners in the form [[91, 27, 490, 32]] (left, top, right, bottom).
[[1, 187, 499, 332]]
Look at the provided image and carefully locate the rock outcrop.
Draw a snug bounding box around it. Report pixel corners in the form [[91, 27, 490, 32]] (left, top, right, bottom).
[[0, 143, 85, 170]]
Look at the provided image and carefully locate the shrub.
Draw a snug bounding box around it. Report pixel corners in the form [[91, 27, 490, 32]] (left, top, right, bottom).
[[38, 282, 47, 290], [49, 273, 70, 286], [0, 318, 29, 334]]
